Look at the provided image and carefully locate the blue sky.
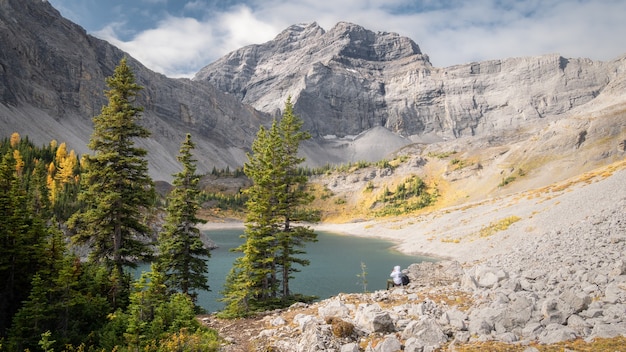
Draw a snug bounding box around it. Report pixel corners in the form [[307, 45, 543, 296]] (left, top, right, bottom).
[[47, 0, 626, 78]]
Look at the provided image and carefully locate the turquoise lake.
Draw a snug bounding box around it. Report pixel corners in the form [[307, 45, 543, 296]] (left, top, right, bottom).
[[145, 229, 437, 313]]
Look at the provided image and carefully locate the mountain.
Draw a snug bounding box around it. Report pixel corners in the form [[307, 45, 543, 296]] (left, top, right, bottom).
[[0, 0, 624, 186], [195, 21, 626, 142], [0, 0, 267, 181]]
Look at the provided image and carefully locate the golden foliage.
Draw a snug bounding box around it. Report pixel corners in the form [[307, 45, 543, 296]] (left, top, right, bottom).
[[13, 149, 24, 176], [10, 132, 20, 148]]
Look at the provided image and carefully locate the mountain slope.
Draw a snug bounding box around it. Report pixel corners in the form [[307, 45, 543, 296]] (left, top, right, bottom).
[[0, 0, 267, 181]]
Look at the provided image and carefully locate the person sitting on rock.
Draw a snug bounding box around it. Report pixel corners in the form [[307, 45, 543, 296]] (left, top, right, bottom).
[[387, 265, 403, 289]]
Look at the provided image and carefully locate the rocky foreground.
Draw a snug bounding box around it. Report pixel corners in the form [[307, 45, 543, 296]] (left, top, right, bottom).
[[202, 168, 626, 351]]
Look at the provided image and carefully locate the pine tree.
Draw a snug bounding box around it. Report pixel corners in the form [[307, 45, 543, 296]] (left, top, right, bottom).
[[157, 134, 209, 300], [69, 57, 154, 307], [221, 98, 318, 316]]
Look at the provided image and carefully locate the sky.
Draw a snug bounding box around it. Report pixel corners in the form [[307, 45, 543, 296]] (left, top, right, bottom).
[[47, 0, 626, 78]]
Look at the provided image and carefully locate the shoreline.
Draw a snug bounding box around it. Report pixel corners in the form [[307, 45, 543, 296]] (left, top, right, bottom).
[[197, 167, 626, 265]]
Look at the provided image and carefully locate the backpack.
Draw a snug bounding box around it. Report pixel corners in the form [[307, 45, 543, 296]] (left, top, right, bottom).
[[401, 274, 410, 285]]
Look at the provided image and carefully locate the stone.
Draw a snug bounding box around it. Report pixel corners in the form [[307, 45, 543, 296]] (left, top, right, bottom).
[[521, 322, 543, 338], [294, 314, 320, 332], [559, 290, 591, 313], [340, 342, 360, 352], [540, 297, 571, 325], [610, 259, 626, 276], [270, 316, 286, 326], [318, 299, 351, 319], [604, 283, 624, 304], [440, 308, 468, 330], [468, 307, 500, 335], [403, 337, 422, 352], [537, 324, 577, 344], [464, 265, 508, 289], [567, 314, 591, 335], [589, 322, 626, 339], [376, 336, 402, 352], [454, 331, 470, 343], [354, 304, 395, 333], [497, 332, 518, 343], [401, 316, 447, 348]]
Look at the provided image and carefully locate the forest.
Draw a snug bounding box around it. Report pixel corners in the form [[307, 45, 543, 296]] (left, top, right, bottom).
[[0, 58, 317, 351]]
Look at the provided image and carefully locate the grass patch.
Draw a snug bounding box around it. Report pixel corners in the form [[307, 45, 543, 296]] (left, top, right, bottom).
[[373, 175, 438, 217], [478, 216, 521, 238], [428, 151, 457, 159], [449, 158, 468, 170], [498, 175, 516, 187]]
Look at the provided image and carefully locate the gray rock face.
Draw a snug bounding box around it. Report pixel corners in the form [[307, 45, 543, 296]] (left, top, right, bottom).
[[195, 22, 626, 140]]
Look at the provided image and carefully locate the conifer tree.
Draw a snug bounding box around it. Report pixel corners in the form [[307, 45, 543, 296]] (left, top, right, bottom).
[[157, 134, 209, 300], [221, 98, 318, 316], [0, 150, 47, 335], [69, 57, 154, 306], [274, 97, 319, 298]]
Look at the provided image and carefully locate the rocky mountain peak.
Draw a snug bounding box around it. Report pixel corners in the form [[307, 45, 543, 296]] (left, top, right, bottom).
[[193, 22, 433, 133], [325, 21, 424, 61], [273, 22, 326, 44]]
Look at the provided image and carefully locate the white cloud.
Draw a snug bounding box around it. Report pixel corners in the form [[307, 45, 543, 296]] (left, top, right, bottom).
[[92, 0, 626, 77], [215, 6, 279, 55]]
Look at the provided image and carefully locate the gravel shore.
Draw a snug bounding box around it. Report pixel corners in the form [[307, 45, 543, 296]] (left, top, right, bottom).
[[313, 166, 626, 264]]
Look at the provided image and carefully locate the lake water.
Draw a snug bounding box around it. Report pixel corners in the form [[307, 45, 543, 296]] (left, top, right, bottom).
[[191, 228, 436, 313]]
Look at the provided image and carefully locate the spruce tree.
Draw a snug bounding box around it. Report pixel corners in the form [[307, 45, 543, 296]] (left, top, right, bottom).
[[221, 98, 318, 316], [274, 97, 319, 298], [157, 133, 209, 300], [69, 57, 154, 306]]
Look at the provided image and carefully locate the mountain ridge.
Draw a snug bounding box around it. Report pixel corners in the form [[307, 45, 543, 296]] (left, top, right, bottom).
[[0, 0, 624, 186], [194, 21, 626, 141]]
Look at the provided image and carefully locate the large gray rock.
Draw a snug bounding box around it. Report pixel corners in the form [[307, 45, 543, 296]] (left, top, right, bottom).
[[401, 317, 447, 351], [354, 304, 395, 333], [318, 299, 351, 320], [374, 336, 402, 352], [538, 324, 577, 344]]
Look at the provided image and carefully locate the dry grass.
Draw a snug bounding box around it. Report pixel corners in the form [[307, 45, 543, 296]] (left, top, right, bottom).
[[478, 216, 521, 238], [448, 336, 626, 351]]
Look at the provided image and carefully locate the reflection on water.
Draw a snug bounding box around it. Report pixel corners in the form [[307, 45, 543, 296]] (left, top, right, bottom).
[[139, 229, 436, 313]]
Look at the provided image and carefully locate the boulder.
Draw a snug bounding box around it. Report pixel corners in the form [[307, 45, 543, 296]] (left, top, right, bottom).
[[538, 324, 577, 344], [354, 304, 395, 333], [318, 299, 351, 320], [340, 342, 360, 352], [375, 336, 402, 352], [401, 316, 447, 350]]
